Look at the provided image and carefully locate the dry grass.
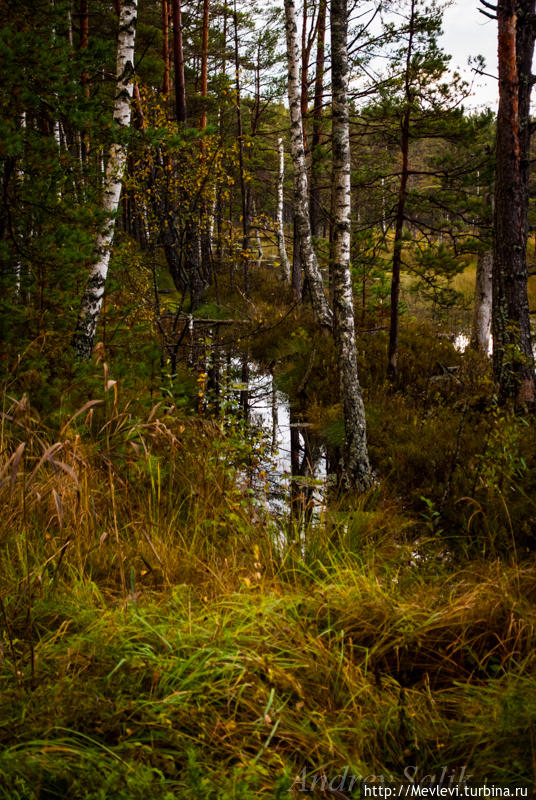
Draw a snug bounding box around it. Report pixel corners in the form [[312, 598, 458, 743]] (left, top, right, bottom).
[[1, 365, 536, 798]]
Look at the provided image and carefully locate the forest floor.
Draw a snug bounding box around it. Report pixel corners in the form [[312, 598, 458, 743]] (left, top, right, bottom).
[[1, 266, 536, 798]]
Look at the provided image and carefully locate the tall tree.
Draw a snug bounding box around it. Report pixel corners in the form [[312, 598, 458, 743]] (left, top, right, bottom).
[[471, 186, 494, 354], [376, 0, 468, 378], [300, 0, 318, 154], [310, 0, 326, 238], [162, 0, 171, 97], [283, 0, 332, 328], [72, 0, 138, 360], [172, 0, 187, 123], [79, 0, 90, 165], [331, 0, 375, 492], [233, 0, 251, 296], [277, 137, 292, 281], [199, 0, 210, 130], [491, 0, 536, 404], [387, 0, 415, 380], [472, 250, 493, 354]]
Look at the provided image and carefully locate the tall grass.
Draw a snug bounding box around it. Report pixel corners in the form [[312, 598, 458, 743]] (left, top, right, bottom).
[[1, 365, 536, 798]]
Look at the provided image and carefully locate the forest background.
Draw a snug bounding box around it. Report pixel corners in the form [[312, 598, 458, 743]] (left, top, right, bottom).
[[1, 0, 536, 796]]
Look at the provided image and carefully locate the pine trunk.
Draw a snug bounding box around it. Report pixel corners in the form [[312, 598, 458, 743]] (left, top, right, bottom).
[[162, 0, 170, 96], [199, 0, 210, 130], [72, 0, 137, 360], [387, 0, 415, 380], [233, 1, 250, 296], [331, 0, 374, 492], [284, 0, 332, 328], [493, 0, 536, 404], [387, 104, 410, 380], [172, 0, 187, 123], [79, 0, 90, 165]]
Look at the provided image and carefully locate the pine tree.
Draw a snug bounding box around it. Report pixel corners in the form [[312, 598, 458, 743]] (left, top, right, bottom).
[[489, 0, 536, 404]]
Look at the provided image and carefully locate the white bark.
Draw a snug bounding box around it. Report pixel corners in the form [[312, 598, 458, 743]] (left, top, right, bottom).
[[283, 0, 332, 328], [381, 176, 386, 234], [208, 193, 217, 242], [276, 137, 291, 281], [331, 0, 374, 492], [72, 0, 138, 359], [14, 111, 26, 297], [471, 249, 493, 355], [50, 1, 62, 185], [67, 4, 73, 47], [251, 198, 263, 263]]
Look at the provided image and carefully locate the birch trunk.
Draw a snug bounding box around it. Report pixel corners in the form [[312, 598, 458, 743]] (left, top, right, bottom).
[[72, 0, 137, 360], [251, 197, 263, 263], [331, 0, 374, 493], [471, 249, 493, 354], [292, 216, 303, 300], [284, 0, 332, 328], [277, 138, 291, 281], [309, 0, 326, 238]]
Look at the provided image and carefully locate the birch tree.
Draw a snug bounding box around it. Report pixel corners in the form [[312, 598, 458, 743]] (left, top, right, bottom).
[[310, 0, 327, 238], [277, 138, 291, 281], [471, 184, 494, 354], [283, 0, 332, 328], [471, 249, 493, 354], [72, 0, 137, 360], [331, 0, 375, 492]]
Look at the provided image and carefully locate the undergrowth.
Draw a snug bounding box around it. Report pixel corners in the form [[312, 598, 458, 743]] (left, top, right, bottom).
[[1, 350, 536, 798]]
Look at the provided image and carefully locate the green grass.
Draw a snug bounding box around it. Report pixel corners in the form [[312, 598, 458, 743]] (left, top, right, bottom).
[[2, 559, 536, 797], [2, 314, 536, 798]]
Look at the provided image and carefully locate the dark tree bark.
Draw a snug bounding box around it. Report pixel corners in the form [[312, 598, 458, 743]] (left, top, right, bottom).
[[79, 0, 89, 96], [172, 0, 187, 123], [79, 0, 90, 163], [387, 0, 415, 381], [492, 0, 536, 404], [198, 0, 212, 294], [233, 0, 250, 296], [162, 0, 171, 97], [199, 0, 210, 130]]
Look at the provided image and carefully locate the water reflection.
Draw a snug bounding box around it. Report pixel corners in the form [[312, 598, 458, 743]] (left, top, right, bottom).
[[158, 318, 329, 531], [225, 357, 327, 525]]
